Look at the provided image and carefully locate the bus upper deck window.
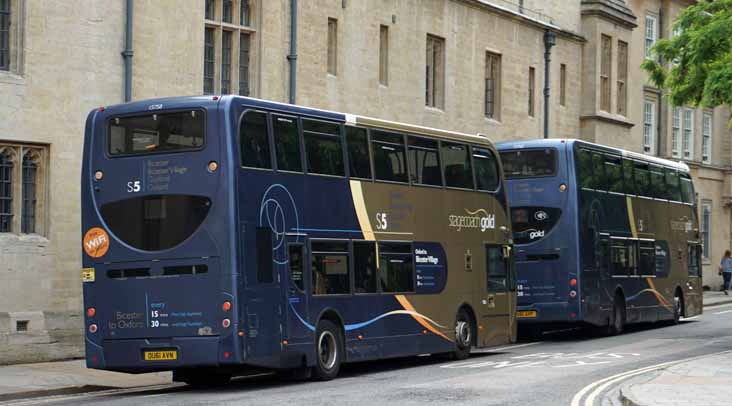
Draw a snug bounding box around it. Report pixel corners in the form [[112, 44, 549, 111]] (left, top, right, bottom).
[[109, 110, 204, 156], [407, 137, 441, 186], [473, 147, 499, 192], [303, 120, 344, 177], [240, 111, 272, 169], [346, 127, 372, 179], [441, 142, 473, 189], [273, 115, 302, 172], [371, 130, 407, 183]]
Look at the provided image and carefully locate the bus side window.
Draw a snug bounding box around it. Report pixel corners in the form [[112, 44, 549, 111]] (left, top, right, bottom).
[[688, 244, 701, 277], [441, 142, 474, 189], [407, 137, 442, 186], [288, 245, 305, 292], [256, 227, 274, 283], [273, 115, 302, 172], [303, 120, 345, 176], [680, 174, 694, 204], [622, 159, 635, 195], [311, 241, 350, 295], [638, 240, 655, 276], [486, 246, 507, 291], [371, 130, 408, 183], [650, 167, 667, 200], [634, 164, 651, 198], [353, 241, 378, 294], [666, 169, 682, 202], [378, 242, 414, 293], [654, 241, 670, 278], [346, 127, 372, 179], [578, 149, 594, 189], [592, 153, 606, 191], [240, 111, 272, 169], [473, 147, 500, 192], [604, 156, 623, 193], [610, 239, 636, 276]]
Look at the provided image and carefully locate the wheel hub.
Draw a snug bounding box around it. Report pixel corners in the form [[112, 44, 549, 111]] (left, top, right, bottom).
[[455, 321, 471, 347], [318, 331, 337, 370]]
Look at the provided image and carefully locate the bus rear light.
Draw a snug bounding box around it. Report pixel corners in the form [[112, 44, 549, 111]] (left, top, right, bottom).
[[94, 171, 103, 181], [87, 307, 96, 318], [222, 318, 231, 328], [208, 161, 218, 173], [559, 184, 568, 192], [238, 330, 244, 337], [91, 355, 98, 363], [89, 324, 98, 334], [213, 96, 219, 101], [570, 312, 577, 319], [224, 351, 230, 359], [569, 290, 577, 298], [569, 279, 577, 287], [222, 301, 231, 312]]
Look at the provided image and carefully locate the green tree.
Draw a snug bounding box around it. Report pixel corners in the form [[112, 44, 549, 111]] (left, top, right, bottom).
[[642, 0, 732, 108]]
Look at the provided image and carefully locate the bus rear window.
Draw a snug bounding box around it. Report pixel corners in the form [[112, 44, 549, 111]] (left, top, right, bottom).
[[109, 110, 205, 156], [500, 149, 557, 179]]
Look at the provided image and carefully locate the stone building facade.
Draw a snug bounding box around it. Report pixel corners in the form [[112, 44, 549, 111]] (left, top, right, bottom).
[[0, 0, 727, 363]]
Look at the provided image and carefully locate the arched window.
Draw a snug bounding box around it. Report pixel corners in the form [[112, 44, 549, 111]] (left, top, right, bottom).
[[21, 150, 38, 234], [0, 149, 13, 232]]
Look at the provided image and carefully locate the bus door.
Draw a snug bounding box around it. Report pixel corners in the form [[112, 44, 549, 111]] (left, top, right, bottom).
[[285, 242, 311, 343], [481, 244, 512, 346], [243, 227, 285, 363], [685, 242, 703, 316]]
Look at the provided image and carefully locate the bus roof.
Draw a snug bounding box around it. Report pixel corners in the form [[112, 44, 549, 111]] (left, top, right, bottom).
[[100, 95, 492, 147], [496, 138, 690, 173]]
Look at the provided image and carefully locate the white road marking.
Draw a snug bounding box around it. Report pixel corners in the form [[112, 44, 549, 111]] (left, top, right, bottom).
[[570, 349, 732, 406], [713, 309, 732, 315], [477, 342, 541, 353]]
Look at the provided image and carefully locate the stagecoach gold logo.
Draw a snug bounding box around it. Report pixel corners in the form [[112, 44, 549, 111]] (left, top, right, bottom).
[[449, 209, 496, 232]]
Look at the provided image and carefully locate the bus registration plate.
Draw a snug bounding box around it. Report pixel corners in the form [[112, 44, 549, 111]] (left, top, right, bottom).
[[144, 350, 178, 361], [516, 310, 537, 318]]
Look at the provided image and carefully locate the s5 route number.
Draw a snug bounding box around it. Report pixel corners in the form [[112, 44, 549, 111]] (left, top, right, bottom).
[[126, 180, 141, 193], [376, 212, 388, 230]]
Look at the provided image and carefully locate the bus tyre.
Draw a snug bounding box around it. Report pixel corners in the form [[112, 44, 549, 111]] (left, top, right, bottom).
[[452, 309, 473, 360], [606, 296, 626, 336], [312, 320, 343, 381], [671, 291, 683, 325]]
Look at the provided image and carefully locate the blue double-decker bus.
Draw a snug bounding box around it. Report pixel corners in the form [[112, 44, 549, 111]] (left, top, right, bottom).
[[81, 95, 516, 384], [496, 139, 702, 335]]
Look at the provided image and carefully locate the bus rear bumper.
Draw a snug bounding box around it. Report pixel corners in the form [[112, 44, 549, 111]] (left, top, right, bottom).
[[516, 302, 580, 324], [87, 336, 228, 373]]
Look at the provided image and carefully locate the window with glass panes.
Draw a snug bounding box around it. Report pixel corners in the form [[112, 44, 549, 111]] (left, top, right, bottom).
[[221, 31, 232, 94], [485, 52, 501, 119], [21, 151, 36, 234], [203, 28, 215, 94], [239, 33, 250, 96], [672, 107, 681, 158], [683, 109, 693, 159], [240, 0, 250, 26], [425, 35, 445, 109], [643, 100, 655, 154], [0, 149, 12, 232], [205, 0, 215, 20], [222, 0, 233, 23], [701, 200, 711, 260], [600, 35, 612, 112], [702, 112, 712, 164], [645, 15, 657, 59], [0, 0, 9, 71]]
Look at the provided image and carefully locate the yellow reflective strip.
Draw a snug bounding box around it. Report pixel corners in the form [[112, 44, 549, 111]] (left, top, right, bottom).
[[349, 180, 375, 241]]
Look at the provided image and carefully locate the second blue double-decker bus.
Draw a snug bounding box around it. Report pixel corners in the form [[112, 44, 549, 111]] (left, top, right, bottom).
[[497, 139, 702, 335]]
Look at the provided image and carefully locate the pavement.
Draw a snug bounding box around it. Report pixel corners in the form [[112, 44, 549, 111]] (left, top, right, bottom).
[[0, 290, 730, 405]]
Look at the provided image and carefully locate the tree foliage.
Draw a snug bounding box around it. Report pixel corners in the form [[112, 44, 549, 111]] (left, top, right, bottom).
[[641, 0, 732, 108]]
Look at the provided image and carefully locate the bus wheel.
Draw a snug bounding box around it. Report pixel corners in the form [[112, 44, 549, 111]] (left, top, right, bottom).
[[453, 309, 473, 360], [671, 291, 683, 325], [312, 320, 343, 381], [605, 295, 626, 336]]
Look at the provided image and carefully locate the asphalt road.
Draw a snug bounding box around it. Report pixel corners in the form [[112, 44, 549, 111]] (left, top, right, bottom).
[[8, 304, 732, 406]]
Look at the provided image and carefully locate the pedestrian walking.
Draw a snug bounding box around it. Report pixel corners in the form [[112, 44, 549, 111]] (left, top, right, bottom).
[[720, 250, 732, 295]]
